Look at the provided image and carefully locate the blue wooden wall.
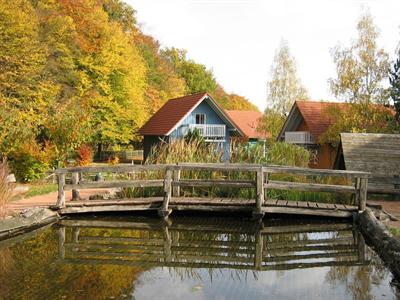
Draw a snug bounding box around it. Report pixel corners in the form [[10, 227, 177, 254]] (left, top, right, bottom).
[[169, 98, 233, 160]]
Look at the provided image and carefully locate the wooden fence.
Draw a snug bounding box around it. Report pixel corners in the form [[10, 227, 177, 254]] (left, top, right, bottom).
[[54, 163, 370, 218]]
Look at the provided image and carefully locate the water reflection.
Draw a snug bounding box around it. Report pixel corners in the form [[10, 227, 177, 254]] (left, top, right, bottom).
[[58, 217, 367, 272], [0, 216, 398, 300]]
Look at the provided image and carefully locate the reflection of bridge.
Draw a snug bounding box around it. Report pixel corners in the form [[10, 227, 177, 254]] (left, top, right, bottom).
[[58, 218, 367, 271]]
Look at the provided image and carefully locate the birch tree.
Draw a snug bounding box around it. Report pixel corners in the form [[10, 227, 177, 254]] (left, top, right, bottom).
[[329, 11, 390, 104], [266, 40, 308, 115]]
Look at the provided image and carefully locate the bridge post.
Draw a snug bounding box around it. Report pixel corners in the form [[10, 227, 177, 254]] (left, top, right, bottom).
[[252, 167, 265, 220], [71, 172, 80, 201], [159, 168, 173, 219], [172, 169, 181, 197], [359, 177, 368, 212], [56, 173, 66, 208]]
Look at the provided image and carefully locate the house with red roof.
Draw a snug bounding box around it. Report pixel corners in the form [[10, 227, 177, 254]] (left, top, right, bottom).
[[225, 110, 269, 142], [277, 100, 347, 169], [140, 92, 249, 161]]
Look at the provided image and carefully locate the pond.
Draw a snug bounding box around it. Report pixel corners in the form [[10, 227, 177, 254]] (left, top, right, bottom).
[[0, 215, 399, 300]]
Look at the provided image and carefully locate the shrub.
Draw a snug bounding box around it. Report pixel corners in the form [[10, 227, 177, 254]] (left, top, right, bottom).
[[9, 143, 52, 182], [76, 145, 93, 166], [0, 161, 13, 218]]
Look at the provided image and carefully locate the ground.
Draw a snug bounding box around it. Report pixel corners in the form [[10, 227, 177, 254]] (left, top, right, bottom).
[[369, 200, 400, 229], [6, 188, 111, 213]]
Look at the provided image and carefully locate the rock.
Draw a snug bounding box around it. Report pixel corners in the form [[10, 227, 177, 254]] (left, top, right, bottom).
[[6, 174, 16, 183]]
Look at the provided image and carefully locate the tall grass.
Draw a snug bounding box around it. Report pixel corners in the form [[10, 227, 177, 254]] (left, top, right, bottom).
[[123, 139, 352, 204], [0, 161, 13, 218]]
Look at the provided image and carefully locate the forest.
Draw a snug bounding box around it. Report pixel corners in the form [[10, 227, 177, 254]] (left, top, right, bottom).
[[0, 0, 257, 180]]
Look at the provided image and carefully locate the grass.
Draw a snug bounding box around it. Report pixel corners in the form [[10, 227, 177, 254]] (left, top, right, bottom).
[[23, 183, 58, 198], [390, 227, 400, 237], [119, 139, 355, 205]]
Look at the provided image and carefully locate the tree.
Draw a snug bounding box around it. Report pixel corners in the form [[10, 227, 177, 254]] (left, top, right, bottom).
[[329, 11, 390, 104], [319, 103, 397, 146], [161, 47, 218, 94], [266, 40, 308, 116], [389, 51, 400, 118], [257, 109, 285, 141]]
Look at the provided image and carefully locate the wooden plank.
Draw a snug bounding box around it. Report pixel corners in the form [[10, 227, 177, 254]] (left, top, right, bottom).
[[170, 197, 255, 206], [173, 179, 255, 188], [266, 180, 355, 194], [263, 165, 370, 179], [266, 251, 357, 263], [64, 180, 164, 190], [66, 198, 163, 207], [55, 164, 171, 174], [59, 204, 160, 215], [170, 205, 253, 212], [262, 206, 354, 218], [307, 202, 318, 209]]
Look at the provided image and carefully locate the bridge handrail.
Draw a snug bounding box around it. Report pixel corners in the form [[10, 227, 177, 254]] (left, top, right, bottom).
[[54, 163, 370, 215]]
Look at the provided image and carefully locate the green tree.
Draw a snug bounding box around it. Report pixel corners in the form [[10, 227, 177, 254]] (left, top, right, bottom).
[[161, 47, 218, 94], [266, 40, 308, 116], [329, 11, 390, 104], [389, 50, 400, 119], [257, 109, 285, 141]]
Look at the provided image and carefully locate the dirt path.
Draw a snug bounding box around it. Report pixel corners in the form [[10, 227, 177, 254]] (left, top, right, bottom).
[[6, 189, 110, 212], [368, 200, 400, 229]]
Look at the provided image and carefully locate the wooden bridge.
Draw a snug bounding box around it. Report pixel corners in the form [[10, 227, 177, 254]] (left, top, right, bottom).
[[57, 217, 368, 271], [54, 163, 369, 219]]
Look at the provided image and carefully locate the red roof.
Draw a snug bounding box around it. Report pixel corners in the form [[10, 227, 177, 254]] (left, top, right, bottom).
[[140, 92, 208, 136], [295, 101, 347, 140], [225, 110, 269, 139]]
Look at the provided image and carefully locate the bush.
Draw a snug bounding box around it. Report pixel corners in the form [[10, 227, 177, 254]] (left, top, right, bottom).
[[76, 145, 93, 166], [0, 161, 13, 217], [9, 143, 54, 182]]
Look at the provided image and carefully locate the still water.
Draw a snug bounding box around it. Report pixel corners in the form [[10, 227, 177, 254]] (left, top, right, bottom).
[[0, 215, 399, 300]]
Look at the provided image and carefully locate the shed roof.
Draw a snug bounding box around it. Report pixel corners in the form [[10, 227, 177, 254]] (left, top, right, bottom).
[[337, 133, 400, 175], [225, 110, 269, 139]]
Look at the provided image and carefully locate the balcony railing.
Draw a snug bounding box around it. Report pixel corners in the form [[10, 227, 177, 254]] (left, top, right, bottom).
[[177, 124, 226, 140], [285, 131, 315, 144]]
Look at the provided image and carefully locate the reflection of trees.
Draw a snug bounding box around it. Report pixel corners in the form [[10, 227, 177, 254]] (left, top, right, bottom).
[[0, 229, 145, 300], [325, 240, 388, 300]]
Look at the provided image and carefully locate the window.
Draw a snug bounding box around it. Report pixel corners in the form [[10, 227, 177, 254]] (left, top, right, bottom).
[[195, 114, 206, 124]]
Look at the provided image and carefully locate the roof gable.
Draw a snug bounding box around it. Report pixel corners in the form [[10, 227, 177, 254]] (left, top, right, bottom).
[[278, 101, 347, 141], [140, 92, 244, 136], [139, 92, 207, 136]]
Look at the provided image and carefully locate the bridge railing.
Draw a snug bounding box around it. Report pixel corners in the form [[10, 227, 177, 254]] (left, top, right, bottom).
[[54, 163, 370, 217]]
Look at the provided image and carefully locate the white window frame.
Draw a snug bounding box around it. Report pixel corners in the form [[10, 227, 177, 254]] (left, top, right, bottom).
[[195, 113, 206, 124]]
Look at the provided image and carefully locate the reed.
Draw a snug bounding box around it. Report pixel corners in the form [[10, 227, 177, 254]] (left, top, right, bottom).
[[123, 140, 353, 204], [0, 161, 13, 218]]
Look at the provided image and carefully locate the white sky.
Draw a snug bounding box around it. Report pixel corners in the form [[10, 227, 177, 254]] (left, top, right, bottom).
[[126, 0, 400, 111]]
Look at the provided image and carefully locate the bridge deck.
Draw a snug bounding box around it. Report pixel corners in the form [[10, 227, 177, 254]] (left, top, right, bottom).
[[60, 197, 357, 218]]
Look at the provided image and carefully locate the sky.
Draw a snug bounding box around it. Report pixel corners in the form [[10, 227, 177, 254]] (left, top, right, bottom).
[[126, 0, 400, 111]]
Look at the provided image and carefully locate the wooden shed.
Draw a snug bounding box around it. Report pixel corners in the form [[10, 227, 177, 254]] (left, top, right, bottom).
[[334, 133, 400, 195]]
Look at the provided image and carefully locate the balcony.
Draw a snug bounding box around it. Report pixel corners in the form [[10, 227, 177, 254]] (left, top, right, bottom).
[[178, 124, 226, 141], [285, 131, 315, 144]]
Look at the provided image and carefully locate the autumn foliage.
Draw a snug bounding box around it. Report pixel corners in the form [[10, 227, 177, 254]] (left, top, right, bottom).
[[0, 0, 255, 181], [77, 145, 93, 166]]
